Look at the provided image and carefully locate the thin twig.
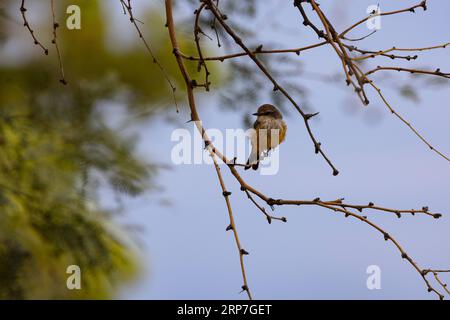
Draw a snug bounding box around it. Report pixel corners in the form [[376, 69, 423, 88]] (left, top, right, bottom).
[[210, 151, 253, 300], [346, 42, 450, 61], [433, 272, 450, 295], [179, 41, 327, 62], [367, 79, 450, 162], [243, 189, 287, 224], [342, 30, 377, 42], [348, 46, 418, 62], [50, 0, 67, 85], [339, 1, 428, 38], [194, 2, 211, 91], [121, 0, 179, 112], [209, 0, 221, 48], [366, 66, 450, 79], [20, 0, 49, 55]]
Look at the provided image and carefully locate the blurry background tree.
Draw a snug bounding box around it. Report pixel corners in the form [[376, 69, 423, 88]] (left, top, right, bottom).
[[0, 0, 203, 298]]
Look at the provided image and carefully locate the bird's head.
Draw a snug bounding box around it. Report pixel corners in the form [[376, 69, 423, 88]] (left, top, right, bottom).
[[252, 104, 283, 119]]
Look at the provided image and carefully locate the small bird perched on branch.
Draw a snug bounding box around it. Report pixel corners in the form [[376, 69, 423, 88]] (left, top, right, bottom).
[[245, 104, 287, 170]]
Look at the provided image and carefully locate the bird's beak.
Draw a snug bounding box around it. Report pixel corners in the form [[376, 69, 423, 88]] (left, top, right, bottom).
[[252, 112, 259, 116]]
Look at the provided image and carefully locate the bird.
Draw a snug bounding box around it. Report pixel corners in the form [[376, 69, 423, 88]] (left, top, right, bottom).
[[245, 104, 287, 170]]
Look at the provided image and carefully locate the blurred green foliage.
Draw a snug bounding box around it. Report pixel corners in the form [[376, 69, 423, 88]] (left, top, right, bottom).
[[0, 0, 204, 299]]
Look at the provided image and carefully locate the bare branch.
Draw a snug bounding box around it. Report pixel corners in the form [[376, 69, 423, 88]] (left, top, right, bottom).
[[120, 0, 179, 112], [367, 80, 450, 162], [243, 188, 287, 224], [194, 2, 211, 91], [366, 66, 450, 79], [340, 1, 428, 38], [178, 41, 327, 62], [210, 151, 253, 300], [50, 0, 67, 85], [19, 0, 49, 55]]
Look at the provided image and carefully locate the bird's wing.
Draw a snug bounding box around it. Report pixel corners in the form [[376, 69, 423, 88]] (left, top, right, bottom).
[[253, 118, 260, 129]]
